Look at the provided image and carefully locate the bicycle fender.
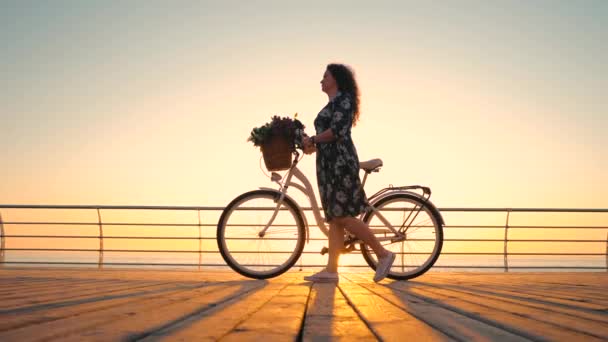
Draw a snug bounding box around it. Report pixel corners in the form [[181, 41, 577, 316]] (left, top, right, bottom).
[[370, 190, 445, 227], [258, 187, 310, 244]]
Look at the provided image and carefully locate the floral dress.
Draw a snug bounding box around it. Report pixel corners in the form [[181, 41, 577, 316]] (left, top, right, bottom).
[[314, 91, 369, 222]]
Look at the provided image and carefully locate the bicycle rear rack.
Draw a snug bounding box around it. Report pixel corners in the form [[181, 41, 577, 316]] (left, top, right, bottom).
[[367, 185, 431, 203], [367, 185, 433, 236]]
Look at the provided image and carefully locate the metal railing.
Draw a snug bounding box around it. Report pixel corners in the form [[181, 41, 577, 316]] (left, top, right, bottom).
[[0, 205, 606, 271]]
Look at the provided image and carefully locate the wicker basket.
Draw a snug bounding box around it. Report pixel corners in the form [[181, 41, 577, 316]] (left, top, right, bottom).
[[261, 136, 294, 171]]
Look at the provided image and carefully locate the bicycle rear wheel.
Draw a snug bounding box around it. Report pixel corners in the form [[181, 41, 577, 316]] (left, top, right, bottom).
[[361, 193, 443, 280], [217, 190, 305, 279]]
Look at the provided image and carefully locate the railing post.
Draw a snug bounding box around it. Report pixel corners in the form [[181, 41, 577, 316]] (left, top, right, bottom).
[[503, 210, 511, 272], [605, 231, 607, 272], [97, 208, 104, 269], [0, 212, 5, 266], [198, 210, 202, 271]]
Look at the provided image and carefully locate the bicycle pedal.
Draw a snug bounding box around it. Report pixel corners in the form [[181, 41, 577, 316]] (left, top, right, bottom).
[[320, 247, 328, 255]]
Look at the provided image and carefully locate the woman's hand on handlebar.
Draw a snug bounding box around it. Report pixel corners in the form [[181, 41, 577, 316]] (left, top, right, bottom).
[[302, 135, 317, 155]]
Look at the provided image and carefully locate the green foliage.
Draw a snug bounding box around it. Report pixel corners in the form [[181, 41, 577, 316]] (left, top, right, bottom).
[[248, 114, 305, 148]]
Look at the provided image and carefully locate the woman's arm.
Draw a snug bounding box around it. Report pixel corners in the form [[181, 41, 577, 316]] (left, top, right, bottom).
[[304, 93, 353, 152], [309, 128, 335, 144], [303, 128, 335, 154]]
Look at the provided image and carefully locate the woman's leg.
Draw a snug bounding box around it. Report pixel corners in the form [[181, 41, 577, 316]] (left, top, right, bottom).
[[333, 217, 389, 258], [326, 221, 344, 273]]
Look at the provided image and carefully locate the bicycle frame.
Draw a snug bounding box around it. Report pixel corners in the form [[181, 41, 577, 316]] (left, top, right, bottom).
[[257, 152, 412, 244], [217, 150, 445, 280]]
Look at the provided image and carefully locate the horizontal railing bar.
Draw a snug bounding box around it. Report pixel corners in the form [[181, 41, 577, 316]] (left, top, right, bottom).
[[3, 248, 606, 256], [439, 208, 608, 213], [0, 236, 327, 242], [0, 261, 604, 269], [430, 266, 606, 269], [433, 265, 608, 269], [1, 205, 607, 213], [3, 222, 298, 228], [0, 261, 227, 266], [2, 248, 219, 253], [0, 205, 226, 210], [228, 264, 608, 269], [3, 235, 606, 243], [446, 226, 608, 229], [0, 235, 322, 241], [445, 239, 606, 242], [2, 222, 214, 227], [4, 222, 606, 230], [3, 248, 318, 254], [4, 235, 605, 243], [436, 252, 607, 255], [2, 235, 310, 241], [2, 235, 216, 240], [2, 204, 606, 271]]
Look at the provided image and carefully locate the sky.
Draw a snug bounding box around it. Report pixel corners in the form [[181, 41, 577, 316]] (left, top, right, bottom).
[[1, 0, 607, 209]]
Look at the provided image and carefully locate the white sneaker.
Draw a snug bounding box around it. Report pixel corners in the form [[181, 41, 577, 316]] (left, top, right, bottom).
[[304, 270, 339, 283], [373, 251, 395, 282]]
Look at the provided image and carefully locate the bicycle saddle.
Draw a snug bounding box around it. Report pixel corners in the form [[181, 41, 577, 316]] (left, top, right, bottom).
[[359, 158, 383, 172]]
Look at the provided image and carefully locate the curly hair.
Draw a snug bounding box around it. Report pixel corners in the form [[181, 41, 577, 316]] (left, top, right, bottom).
[[326, 63, 361, 126]]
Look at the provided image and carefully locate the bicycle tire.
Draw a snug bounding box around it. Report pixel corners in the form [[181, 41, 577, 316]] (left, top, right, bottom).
[[217, 190, 306, 279], [360, 192, 443, 280]]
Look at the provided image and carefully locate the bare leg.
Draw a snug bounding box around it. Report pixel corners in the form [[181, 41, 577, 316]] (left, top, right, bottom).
[[326, 221, 344, 273], [334, 217, 389, 258]]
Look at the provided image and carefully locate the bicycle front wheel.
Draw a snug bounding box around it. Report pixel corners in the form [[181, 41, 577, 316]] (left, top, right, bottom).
[[361, 193, 443, 280], [217, 190, 306, 279]]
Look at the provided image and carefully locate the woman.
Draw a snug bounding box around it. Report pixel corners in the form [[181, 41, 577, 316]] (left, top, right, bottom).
[[302, 63, 395, 283]]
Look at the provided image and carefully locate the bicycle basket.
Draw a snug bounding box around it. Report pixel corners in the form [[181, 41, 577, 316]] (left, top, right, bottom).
[[261, 136, 294, 171]]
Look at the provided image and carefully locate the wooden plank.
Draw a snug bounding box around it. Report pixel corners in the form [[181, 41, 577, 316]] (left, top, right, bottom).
[[441, 278, 608, 309], [408, 280, 608, 324], [389, 281, 608, 341], [139, 278, 296, 341], [218, 281, 311, 341], [0, 282, 188, 332], [419, 285, 608, 338], [345, 274, 531, 342], [0, 279, 163, 303], [338, 276, 453, 341], [0, 268, 606, 341], [0, 282, 258, 341], [301, 281, 376, 341], [0, 278, 123, 299], [0, 279, 169, 310], [62, 282, 265, 341], [398, 272, 608, 308]]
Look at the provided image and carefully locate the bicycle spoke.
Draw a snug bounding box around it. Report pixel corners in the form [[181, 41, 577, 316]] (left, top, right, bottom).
[[218, 190, 305, 278], [404, 223, 431, 235], [400, 216, 432, 233], [362, 193, 443, 280], [261, 228, 300, 235]]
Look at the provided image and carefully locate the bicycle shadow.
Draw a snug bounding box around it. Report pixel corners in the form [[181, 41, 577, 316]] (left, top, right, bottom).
[[0, 270, 265, 315], [121, 278, 270, 341], [0, 269, 273, 341], [383, 279, 529, 340]]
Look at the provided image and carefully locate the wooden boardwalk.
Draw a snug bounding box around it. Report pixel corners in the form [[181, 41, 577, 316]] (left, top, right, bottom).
[[0, 268, 606, 341]]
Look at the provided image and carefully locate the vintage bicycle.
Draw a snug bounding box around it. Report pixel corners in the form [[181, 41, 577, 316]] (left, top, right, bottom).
[[217, 147, 445, 280]]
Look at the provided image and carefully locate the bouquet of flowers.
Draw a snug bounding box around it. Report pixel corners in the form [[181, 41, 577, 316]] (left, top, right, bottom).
[[247, 114, 305, 147], [248, 114, 305, 171]]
